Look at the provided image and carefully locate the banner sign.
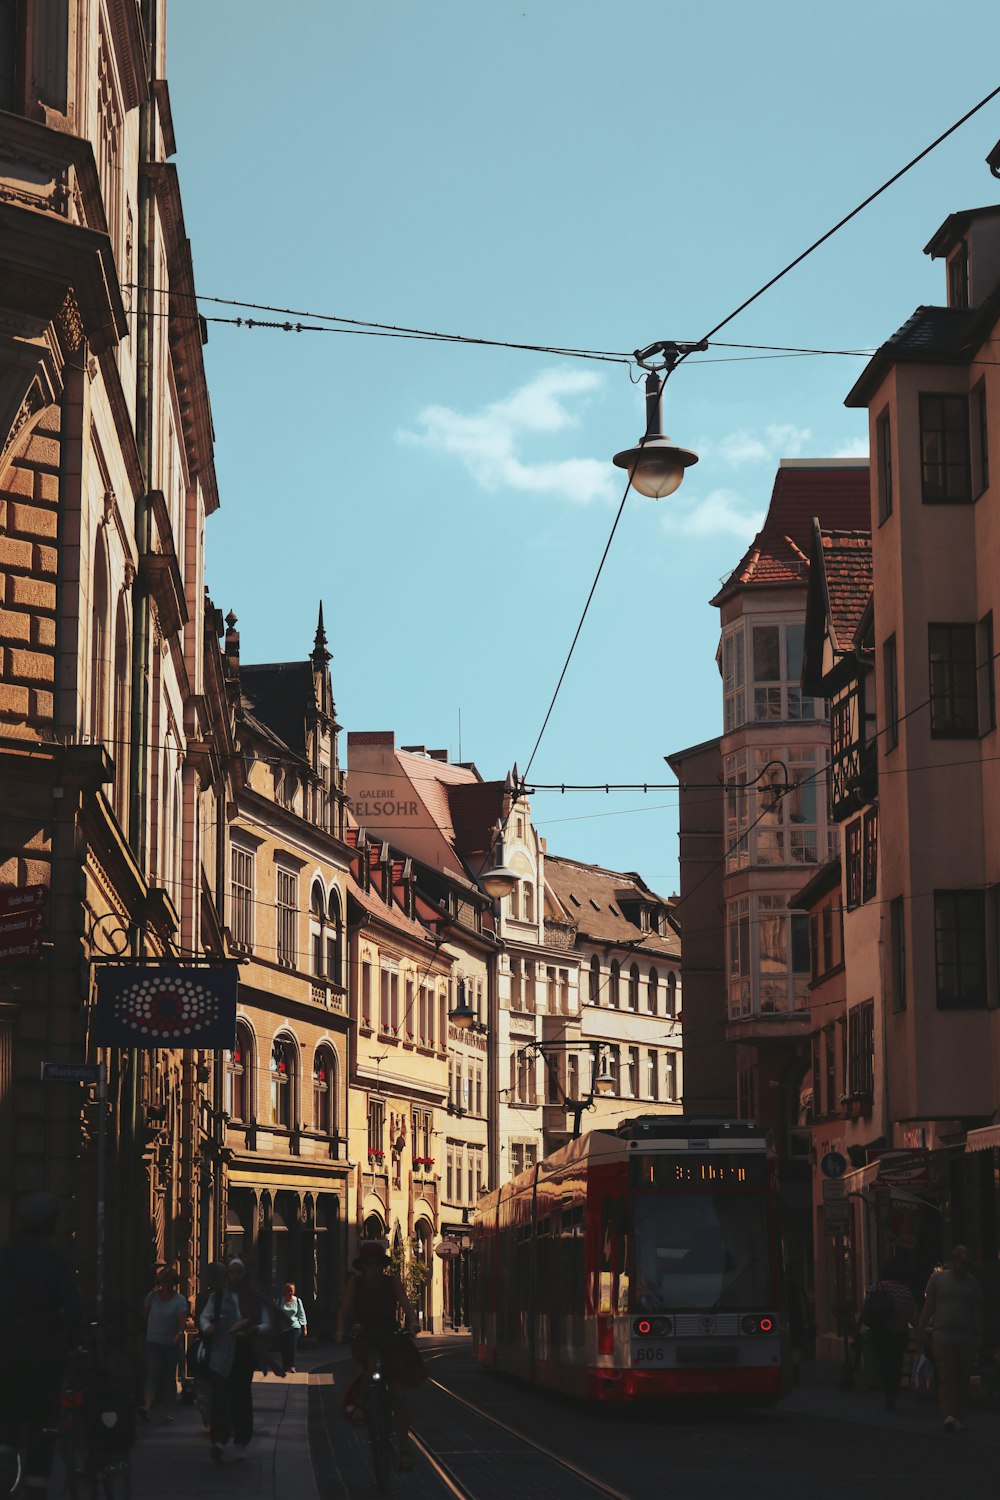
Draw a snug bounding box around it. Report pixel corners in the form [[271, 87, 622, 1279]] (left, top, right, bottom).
[[876, 1151, 930, 1188], [94, 965, 238, 1049]]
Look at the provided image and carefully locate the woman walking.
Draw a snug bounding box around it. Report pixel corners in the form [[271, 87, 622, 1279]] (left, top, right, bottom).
[[863, 1256, 916, 1410], [277, 1283, 307, 1374], [142, 1269, 189, 1422], [199, 1258, 271, 1464]]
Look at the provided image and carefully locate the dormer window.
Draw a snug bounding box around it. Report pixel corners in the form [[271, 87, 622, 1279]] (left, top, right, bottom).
[[948, 242, 969, 309]]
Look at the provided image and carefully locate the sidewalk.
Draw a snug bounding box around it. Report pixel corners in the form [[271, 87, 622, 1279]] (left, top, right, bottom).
[[128, 1342, 349, 1499], [783, 1359, 1000, 1446]]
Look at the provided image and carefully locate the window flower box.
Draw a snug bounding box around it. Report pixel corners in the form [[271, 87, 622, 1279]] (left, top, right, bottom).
[[368, 1149, 385, 1164]]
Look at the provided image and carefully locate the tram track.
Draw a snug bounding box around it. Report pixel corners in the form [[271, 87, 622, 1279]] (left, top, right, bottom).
[[410, 1377, 631, 1500]]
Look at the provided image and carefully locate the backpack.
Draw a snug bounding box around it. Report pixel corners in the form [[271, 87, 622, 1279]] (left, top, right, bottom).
[[863, 1283, 894, 1328]]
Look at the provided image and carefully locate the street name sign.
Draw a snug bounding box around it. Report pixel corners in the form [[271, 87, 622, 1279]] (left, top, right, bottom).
[[40, 1062, 102, 1084], [822, 1178, 846, 1200]]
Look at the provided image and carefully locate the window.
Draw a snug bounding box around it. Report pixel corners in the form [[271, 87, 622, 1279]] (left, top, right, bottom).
[[412, 1108, 432, 1162], [929, 624, 977, 737], [934, 890, 987, 1009], [664, 1052, 677, 1102], [876, 409, 893, 523], [647, 968, 659, 1014], [361, 960, 372, 1028], [608, 960, 620, 1008], [327, 891, 344, 986], [310, 881, 325, 976], [269, 1037, 296, 1127], [510, 958, 523, 1012], [230, 846, 254, 951], [475, 1063, 483, 1116], [823, 1027, 836, 1115], [446, 1146, 454, 1200], [845, 819, 862, 908], [727, 896, 752, 1019], [628, 964, 640, 1011], [722, 622, 746, 732], [920, 394, 970, 503], [646, 1049, 658, 1100], [313, 1047, 337, 1135], [276, 867, 298, 967], [973, 378, 989, 496], [890, 897, 906, 1013], [665, 970, 678, 1018], [949, 243, 969, 309], [589, 954, 601, 1005], [404, 978, 414, 1040], [625, 1046, 639, 1097], [883, 634, 899, 752], [225, 1023, 253, 1122], [523, 884, 534, 923], [977, 613, 995, 735], [862, 809, 878, 904], [368, 1098, 385, 1161], [847, 1001, 874, 1098]]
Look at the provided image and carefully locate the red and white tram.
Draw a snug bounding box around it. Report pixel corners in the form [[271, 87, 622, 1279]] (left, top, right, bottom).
[[472, 1117, 790, 1403]]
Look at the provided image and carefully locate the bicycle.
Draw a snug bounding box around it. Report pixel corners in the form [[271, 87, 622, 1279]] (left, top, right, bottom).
[[55, 1341, 133, 1500], [366, 1343, 399, 1495]]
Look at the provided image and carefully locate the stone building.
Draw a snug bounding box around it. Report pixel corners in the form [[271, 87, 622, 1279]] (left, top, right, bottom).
[[0, 0, 229, 1321], [542, 856, 682, 1148], [213, 612, 352, 1329]]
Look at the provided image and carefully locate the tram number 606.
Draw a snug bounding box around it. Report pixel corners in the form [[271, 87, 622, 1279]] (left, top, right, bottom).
[[635, 1347, 665, 1362]]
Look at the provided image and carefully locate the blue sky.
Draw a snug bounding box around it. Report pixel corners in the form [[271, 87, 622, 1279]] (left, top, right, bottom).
[[168, 0, 1000, 896]]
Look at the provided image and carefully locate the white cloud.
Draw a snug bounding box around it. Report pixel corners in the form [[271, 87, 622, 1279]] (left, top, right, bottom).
[[397, 369, 616, 505], [710, 422, 813, 469], [831, 436, 869, 458], [661, 486, 764, 542]]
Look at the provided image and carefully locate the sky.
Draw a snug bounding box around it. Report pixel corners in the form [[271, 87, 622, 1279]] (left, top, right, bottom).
[[167, 0, 1000, 897]]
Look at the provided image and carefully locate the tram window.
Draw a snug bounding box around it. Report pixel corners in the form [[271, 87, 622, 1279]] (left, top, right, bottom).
[[632, 1194, 772, 1312]]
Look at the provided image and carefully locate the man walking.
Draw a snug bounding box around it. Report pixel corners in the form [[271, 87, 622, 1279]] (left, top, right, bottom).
[[199, 1258, 271, 1464], [916, 1245, 984, 1431], [141, 1269, 188, 1421]]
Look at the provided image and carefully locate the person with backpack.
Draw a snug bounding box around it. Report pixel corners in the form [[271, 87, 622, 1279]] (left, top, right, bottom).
[[198, 1257, 271, 1464], [141, 1268, 189, 1422], [0, 1192, 81, 1495], [276, 1282, 307, 1374], [863, 1255, 916, 1410]]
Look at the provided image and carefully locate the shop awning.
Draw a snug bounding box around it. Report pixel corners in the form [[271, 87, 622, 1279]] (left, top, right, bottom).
[[965, 1124, 1000, 1152]]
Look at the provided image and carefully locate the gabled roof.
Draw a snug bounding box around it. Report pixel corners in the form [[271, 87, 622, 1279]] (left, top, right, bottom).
[[711, 461, 870, 607], [801, 524, 873, 696], [544, 854, 679, 959], [845, 291, 1000, 408], [240, 662, 315, 759], [923, 206, 1000, 259]]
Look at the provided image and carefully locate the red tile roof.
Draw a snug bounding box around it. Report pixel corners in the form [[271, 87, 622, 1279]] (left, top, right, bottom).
[[711, 461, 871, 606], [817, 527, 873, 653]]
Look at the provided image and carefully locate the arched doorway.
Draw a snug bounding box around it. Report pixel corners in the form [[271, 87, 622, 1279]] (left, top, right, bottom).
[[413, 1219, 433, 1331]]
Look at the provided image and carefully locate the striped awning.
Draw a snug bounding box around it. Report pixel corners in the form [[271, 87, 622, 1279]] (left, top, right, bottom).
[[965, 1124, 1000, 1153]]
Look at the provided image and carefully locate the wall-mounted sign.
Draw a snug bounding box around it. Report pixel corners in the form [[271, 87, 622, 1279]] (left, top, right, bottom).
[[94, 964, 238, 1049]]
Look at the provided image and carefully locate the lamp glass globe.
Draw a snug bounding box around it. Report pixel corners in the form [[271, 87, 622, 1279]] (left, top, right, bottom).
[[629, 454, 685, 499]]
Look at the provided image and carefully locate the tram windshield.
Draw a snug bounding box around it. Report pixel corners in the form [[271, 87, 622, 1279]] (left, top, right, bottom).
[[632, 1193, 773, 1312]]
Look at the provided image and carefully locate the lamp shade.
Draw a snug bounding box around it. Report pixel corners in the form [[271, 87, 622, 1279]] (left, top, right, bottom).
[[613, 436, 699, 499], [448, 998, 476, 1030]]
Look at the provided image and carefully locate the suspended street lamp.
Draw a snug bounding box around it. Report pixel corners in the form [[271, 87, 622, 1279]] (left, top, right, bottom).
[[612, 342, 703, 499]]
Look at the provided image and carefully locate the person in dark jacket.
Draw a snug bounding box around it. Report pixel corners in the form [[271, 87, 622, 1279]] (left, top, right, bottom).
[[0, 1193, 81, 1494], [198, 1258, 271, 1464], [864, 1255, 916, 1410]]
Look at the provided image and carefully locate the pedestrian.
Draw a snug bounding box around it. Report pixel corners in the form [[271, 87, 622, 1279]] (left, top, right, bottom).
[[191, 1261, 226, 1429], [0, 1192, 81, 1496], [862, 1256, 916, 1410], [915, 1244, 984, 1432], [199, 1257, 271, 1464], [277, 1282, 307, 1374], [142, 1268, 188, 1422]]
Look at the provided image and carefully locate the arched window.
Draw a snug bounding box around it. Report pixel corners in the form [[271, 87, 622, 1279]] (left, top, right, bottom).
[[270, 1036, 297, 1128], [327, 889, 344, 987], [589, 954, 601, 1005], [666, 970, 678, 1018], [609, 960, 621, 1008], [313, 1045, 337, 1136], [523, 884, 534, 923], [90, 537, 110, 743], [225, 1021, 254, 1122], [647, 967, 659, 1015], [310, 880, 325, 976], [112, 596, 130, 825], [509, 883, 520, 920], [628, 964, 640, 1011]]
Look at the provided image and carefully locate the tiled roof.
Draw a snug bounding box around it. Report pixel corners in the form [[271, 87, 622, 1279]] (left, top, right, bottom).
[[240, 662, 315, 758], [845, 303, 987, 408], [711, 462, 871, 606], [447, 782, 505, 856], [345, 872, 442, 949], [544, 854, 680, 959], [817, 527, 873, 653]]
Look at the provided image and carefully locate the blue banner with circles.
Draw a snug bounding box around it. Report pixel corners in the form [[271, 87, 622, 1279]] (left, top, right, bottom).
[[94, 964, 238, 1049]]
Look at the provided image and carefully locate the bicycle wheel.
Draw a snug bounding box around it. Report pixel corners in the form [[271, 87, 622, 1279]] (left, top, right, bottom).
[[366, 1383, 394, 1495]]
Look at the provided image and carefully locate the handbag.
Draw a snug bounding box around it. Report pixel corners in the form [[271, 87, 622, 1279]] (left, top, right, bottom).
[[912, 1350, 936, 1398]]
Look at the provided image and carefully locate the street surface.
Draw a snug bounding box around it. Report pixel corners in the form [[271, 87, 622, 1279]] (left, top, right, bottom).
[[128, 1336, 1000, 1499]]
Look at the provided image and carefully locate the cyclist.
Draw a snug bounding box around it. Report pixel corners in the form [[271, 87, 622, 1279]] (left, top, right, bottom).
[[335, 1240, 420, 1472], [0, 1192, 81, 1495]]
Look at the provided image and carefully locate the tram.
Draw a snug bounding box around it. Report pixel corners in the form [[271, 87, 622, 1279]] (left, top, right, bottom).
[[472, 1117, 790, 1403]]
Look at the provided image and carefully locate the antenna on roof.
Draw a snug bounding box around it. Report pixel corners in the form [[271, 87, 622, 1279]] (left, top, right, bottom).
[[458, 707, 462, 764]]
